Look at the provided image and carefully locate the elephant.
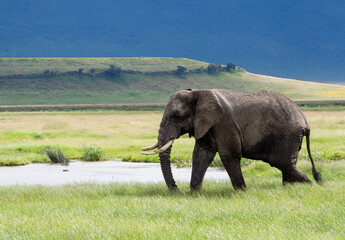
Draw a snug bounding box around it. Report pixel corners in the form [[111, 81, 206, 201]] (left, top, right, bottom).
[[141, 89, 322, 190]]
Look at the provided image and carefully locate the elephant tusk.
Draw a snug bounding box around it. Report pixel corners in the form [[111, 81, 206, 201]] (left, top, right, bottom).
[[141, 142, 158, 151], [140, 140, 174, 155]]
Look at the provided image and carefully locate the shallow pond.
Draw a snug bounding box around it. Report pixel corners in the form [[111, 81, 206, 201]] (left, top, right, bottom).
[[0, 161, 229, 186]]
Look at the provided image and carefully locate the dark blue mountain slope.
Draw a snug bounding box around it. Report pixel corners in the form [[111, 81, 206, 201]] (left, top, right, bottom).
[[0, 0, 345, 83]]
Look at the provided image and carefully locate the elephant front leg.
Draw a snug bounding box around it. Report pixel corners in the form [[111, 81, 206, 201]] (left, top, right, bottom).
[[190, 142, 216, 191], [220, 151, 246, 190]]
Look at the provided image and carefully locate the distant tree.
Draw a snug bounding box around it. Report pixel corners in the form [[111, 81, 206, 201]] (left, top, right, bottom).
[[43, 70, 51, 77], [89, 68, 95, 75], [104, 65, 122, 77], [42, 70, 58, 77], [207, 63, 222, 74], [196, 67, 205, 73], [78, 68, 84, 75], [176, 65, 187, 74], [226, 62, 236, 72]]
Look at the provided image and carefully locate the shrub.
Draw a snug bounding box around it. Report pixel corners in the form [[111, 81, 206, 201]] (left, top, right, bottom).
[[104, 65, 122, 77], [176, 65, 187, 74], [43, 70, 50, 76], [226, 62, 236, 72], [81, 146, 105, 161], [42, 70, 58, 77], [207, 63, 222, 74], [44, 147, 70, 165]]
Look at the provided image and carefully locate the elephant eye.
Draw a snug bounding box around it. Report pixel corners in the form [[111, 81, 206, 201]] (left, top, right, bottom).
[[172, 116, 183, 122]]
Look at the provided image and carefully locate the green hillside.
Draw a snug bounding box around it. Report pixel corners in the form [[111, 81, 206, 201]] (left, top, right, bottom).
[[0, 57, 345, 105], [0, 57, 209, 75]]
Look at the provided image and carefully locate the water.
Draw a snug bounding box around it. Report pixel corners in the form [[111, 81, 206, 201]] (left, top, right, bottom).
[[0, 161, 229, 186]]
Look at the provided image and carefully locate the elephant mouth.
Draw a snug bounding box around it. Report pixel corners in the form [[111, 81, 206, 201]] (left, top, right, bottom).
[[141, 139, 174, 155]]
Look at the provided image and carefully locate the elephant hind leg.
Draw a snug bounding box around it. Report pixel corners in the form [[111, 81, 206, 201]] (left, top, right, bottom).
[[282, 165, 312, 184], [269, 130, 312, 184]]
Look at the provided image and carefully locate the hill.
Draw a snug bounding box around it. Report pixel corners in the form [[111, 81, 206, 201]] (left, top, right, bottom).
[[1, 1, 345, 83], [0, 57, 345, 105]]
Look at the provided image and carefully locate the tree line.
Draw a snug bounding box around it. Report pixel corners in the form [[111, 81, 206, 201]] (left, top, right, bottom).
[[0, 62, 242, 80]]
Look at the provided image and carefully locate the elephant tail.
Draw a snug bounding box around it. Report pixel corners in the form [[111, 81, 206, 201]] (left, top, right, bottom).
[[305, 128, 323, 183]]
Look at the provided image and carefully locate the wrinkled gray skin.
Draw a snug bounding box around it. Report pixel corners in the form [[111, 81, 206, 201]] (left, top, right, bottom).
[[156, 89, 322, 190]]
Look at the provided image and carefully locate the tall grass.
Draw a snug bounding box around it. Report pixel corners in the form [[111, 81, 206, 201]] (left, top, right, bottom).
[[0, 160, 344, 239], [44, 147, 70, 165], [0, 109, 343, 239], [0, 110, 343, 166], [81, 145, 105, 161]]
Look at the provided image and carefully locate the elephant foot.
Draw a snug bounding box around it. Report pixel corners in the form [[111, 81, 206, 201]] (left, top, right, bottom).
[[233, 183, 247, 191], [190, 182, 203, 191], [282, 167, 312, 184]]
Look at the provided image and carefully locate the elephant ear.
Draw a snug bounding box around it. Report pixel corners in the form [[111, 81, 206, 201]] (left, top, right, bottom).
[[193, 90, 223, 140]]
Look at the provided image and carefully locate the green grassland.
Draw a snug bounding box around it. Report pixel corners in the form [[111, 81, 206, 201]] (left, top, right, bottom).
[[0, 110, 343, 167], [0, 57, 209, 75], [0, 160, 344, 239], [0, 58, 344, 239], [0, 109, 344, 239], [0, 58, 345, 105]]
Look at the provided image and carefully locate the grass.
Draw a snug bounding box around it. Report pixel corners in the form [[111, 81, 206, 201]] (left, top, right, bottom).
[[0, 73, 344, 105], [81, 145, 105, 161], [299, 105, 345, 111], [0, 109, 343, 166], [0, 160, 344, 239], [0, 58, 345, 105], [317, 90, 345, 97], [0, 109, 343, 239], [44, 147, 70, 165], [0, 57, 209, 75]]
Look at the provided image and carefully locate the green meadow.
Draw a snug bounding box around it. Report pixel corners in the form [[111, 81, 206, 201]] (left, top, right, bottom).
[[0, 57, 208, 75], [0, 109, 344, 166], [1, 58, 345, 105], [0, 109, 343, 239], [0, 160, 344, 239], [0, 57, 344, 239]]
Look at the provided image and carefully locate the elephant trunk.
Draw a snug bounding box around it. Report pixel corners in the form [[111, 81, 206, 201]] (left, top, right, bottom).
[[158, 121, 178, 189], [159, 147, 177, 189]]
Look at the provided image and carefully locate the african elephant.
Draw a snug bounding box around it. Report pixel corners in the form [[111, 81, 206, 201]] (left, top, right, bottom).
[[141, 89, 322, 190]]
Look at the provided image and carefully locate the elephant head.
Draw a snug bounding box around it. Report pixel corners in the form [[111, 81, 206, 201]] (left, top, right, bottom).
[[141, 89, 223, 189]]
